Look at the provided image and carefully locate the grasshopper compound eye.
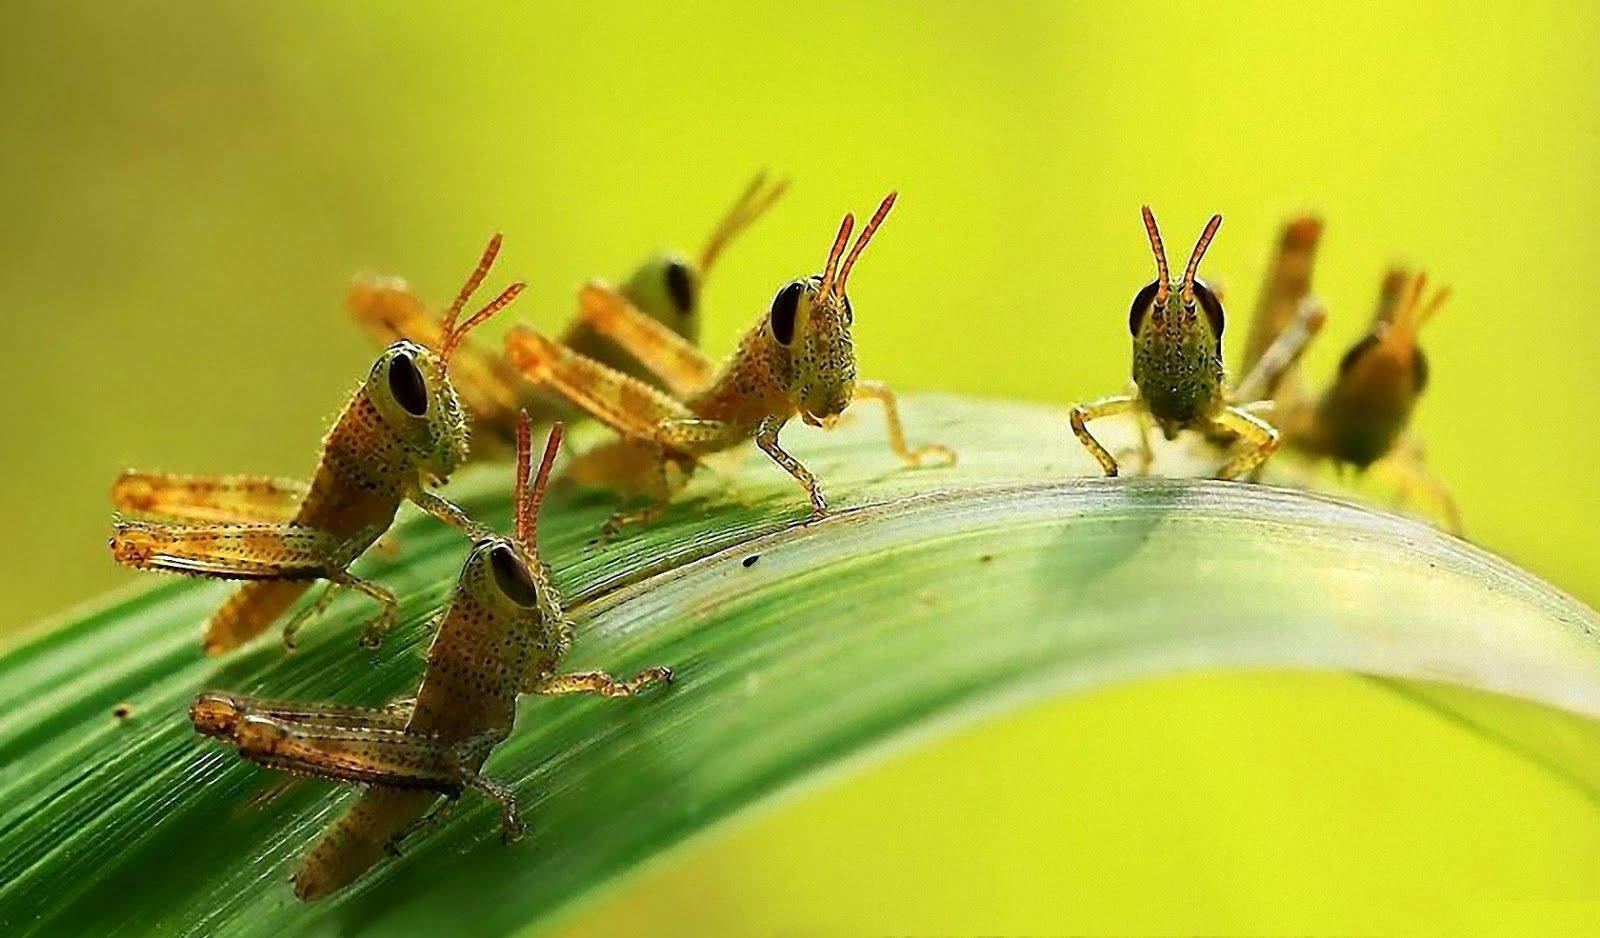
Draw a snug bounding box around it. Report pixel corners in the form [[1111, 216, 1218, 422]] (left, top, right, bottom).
[[1189, 278, 1225, 338], [1129, 280, 1161, 335], [769, 280, 803, 345], [388, 352, 429, 417], [489, 543, 539, 608], [664, 259, 696, 316]]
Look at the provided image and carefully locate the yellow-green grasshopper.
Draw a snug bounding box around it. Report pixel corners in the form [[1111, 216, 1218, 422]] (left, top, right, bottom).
[[502, 191, 954, 528], [189, 415, 673, 900], [111, 236, 524, 654], [346, 174, 787, 455], [1069, 206, 1280, 480]]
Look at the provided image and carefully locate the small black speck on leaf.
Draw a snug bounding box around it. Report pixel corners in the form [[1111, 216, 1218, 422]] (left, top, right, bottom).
[[742, 555, 760, 568]]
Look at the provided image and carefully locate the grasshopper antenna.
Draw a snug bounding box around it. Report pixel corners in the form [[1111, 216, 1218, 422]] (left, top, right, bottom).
[[1141, 205, 1171, 307], [1181, 214, 1223, 306], [699, 172, 790, 274], [1389, 272, 1450, 348], [515, 412, 563, 555], [817, 210, 855, 301], [833, 192, 896, 300], [440, 234, 525, 366]]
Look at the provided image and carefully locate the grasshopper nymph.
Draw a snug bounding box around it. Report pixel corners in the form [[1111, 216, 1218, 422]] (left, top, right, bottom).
[[190, 416, 672, 900], [346, 174, 787, 453], [1238, 256, 1459, 530], [111, 237, 524, 654], [503, 192, 954, 527], [1070, 207, 1280, 480]]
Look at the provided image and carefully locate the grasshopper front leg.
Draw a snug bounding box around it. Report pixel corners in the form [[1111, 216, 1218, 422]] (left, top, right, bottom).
[[1209, 406, 1282, 480], [852, 380, 956, 468], [1068, 395, 1139, 477], [755, 415, 827, 517]]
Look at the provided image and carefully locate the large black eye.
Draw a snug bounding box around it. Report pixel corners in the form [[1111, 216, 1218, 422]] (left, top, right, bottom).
[[664, 260, 696, 315], [1128, 280, 1160, 335], [388, 352, 429, 416], [1190, 279, 1225, 340], [489, 544, 538, 608], [1337, 333, 1382, 377], [769, 281, 802, 345]]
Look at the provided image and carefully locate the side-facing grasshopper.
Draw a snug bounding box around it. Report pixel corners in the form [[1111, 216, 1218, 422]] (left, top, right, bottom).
[[502, 191, 954, 528], [190, 415, 672, 900], [111, 237, 523, 654], [346, 174, 787, 455]]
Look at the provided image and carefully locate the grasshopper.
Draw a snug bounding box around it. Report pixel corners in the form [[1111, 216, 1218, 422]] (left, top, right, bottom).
[[346, 174, 787, 454], [190, 415, 673, 901], [111, 236, 524, 654], [1233, 224, 1458, 529], [1070, 206, 1280, 480], [502, 191, 954, 527]]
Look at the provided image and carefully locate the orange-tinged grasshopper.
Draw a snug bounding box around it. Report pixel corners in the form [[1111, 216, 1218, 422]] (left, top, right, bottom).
[[111, 237, 524, 654], [1070, 206, 1281, 480], [346, 174, 787, 454], [503, 192, 954, 527], [190, 416, 672, 901]]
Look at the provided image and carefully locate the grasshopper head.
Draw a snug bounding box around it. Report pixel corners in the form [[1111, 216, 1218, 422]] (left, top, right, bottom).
[[1128, 206, 1226, 355], [618, 173, 790, 346], [455, 416, 565, 654], [1334, 270, 1448, 402], [366, 235, 524, 484], [767, 192, 896, 427], [620, 251, 703, 344]]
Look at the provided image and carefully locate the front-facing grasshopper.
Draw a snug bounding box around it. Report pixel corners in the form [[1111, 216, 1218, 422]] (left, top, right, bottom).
[[111, 237, 524, 654], [190, 415, 672, 900], [346, 174, 787, 455], [1069, 206, 1281, 480], [502, 191, 954, 528]]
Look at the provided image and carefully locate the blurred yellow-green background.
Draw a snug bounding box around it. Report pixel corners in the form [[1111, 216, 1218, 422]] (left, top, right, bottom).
[[5, 2, 1598, 935]]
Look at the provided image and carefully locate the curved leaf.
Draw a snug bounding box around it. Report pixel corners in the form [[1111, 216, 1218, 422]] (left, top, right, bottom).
[[1, 394, 1596, 937]]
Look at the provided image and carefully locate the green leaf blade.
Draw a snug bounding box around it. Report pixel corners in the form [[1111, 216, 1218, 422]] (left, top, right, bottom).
[[1, 395, 1596, 937]]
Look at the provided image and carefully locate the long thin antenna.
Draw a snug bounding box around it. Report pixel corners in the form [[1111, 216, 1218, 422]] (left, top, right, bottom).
[[441, 234, 502, 338], [817, 212, 854, 301], [1389, 272, 1450, 347], [834, 191, 897, 298], [515, 413, 563, 555], [1141, 206, 1171, 307], [1181, 214, 1223, 305], [441, 283, 524, 364], [438, 234, 524, 365], [699, 172, 790, 273], [514, 412, 533, 548]]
